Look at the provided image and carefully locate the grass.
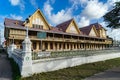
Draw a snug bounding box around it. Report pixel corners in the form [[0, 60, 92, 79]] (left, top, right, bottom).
[[8, 58, 21, 80], [22, 58, 120, 80]]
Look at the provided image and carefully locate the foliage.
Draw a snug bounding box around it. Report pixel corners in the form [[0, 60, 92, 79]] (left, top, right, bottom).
[[22, 58, 120, 80], [103, 2, 120, 29], [8, 58, 21, 80]]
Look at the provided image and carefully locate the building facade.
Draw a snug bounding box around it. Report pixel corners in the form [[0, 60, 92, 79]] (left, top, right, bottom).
[[4, 9, 112, 52]]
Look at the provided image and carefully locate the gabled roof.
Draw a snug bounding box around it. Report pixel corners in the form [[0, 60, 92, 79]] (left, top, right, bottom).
[[79, 23, 100, 36], [24, 9, 51, 29], [79, 25, 92, 35], [90, 23, 107, 30], [56, 18, 80, 34], [4, 18, 25, 28], [56, 19, 73, 32]]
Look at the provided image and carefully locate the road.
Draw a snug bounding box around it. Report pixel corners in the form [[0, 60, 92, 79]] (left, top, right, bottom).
[[0, 53, 12, 80], [84, 67, 120, 80]]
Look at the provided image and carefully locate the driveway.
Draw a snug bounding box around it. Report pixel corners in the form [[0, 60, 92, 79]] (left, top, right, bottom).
[[0, 53, 12, 80], [84, 67, 120, 80]]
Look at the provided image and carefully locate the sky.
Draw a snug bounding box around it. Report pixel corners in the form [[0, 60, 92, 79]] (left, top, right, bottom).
[[0, 0, 120, 43]]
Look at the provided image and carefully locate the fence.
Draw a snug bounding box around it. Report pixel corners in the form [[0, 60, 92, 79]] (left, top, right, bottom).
[[7, 37, 120, 78], [32, 48, 120, 60]]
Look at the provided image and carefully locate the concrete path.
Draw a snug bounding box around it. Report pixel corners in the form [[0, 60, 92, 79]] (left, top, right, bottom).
[[0, 53, 12, 80], [84, 67, 120, 80]]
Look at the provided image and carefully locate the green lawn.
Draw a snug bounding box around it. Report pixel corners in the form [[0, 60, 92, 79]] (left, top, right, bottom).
[[21, 58, 120, 80]]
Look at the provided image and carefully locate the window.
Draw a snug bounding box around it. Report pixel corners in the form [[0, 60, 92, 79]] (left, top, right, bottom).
[[32, 24, 43, 29]]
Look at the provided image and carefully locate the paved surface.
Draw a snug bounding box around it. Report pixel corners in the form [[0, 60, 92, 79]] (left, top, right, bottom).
[[84, 67, 120, 80], [0, 53, 12, 80]]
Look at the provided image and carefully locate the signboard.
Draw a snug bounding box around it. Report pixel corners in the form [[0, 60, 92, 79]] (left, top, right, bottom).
[[38, 52, 51, 57], [37, 32, 46, 39]]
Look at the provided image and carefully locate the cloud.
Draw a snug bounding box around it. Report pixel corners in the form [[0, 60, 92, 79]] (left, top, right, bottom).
[[81, 0, 108, 20], [108, 29, 120, 40], [10, 14, 23, 20], [78, 17, 90, 27], [43, 0, 72, 25], [9, 0, 25, 11], [0, 22, 5, 43], [30, 0, 38, 9], [9, 0, 20, 6]]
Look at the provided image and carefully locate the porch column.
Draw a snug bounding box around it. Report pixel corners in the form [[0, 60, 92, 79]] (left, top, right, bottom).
[[75, 44, 77, 50], [72, 43, 74, 50], [48, 42, 50, 51], [65, 43, 67, 50], [60, 43, 63, 50], [69, 43, 71, 50], [53, 42, 55, 51], [57, 43, 59, 50], [36, 42, 39, 51], [42, 42, 45, 51]]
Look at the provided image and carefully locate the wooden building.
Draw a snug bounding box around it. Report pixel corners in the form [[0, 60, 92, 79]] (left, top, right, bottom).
[[4, 9, 112, 52]]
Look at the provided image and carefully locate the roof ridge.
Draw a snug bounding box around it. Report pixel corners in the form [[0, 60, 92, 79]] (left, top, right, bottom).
[[5, 18, 24, 22]]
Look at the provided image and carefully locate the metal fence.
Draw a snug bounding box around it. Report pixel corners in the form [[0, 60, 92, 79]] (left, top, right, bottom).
[[32, 48, 120, 60]]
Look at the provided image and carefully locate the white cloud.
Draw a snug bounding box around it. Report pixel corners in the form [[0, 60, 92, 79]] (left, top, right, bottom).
[[81, 0, 108, 20], [9, 0, 20, 6], [78, 17, 90, 27], [43, 0, 72, 25], [10, 14, 23, 20], [108, 29, 120, 40], [9, 0, 25, 11], [30, 0, 38, 9], [0, 22, 5, 43]]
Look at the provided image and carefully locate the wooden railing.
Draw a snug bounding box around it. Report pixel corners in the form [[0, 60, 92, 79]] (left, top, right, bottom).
[[9, 35, 112, 44]]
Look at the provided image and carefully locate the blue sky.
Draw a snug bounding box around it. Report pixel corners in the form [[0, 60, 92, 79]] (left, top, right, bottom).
[[0, 0, 120, 43]]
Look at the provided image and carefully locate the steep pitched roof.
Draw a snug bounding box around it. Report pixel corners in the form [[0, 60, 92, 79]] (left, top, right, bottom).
[[79, 23, 101, 36], [90, 23, 106, 30], [24, 9, 51, 29], [56, 19, 73, 32], [79, 25, 92, 35], [4, 18, 25, 28]]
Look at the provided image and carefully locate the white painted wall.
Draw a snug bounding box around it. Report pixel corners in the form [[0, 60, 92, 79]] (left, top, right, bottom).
[[32, 53, 120, 74]]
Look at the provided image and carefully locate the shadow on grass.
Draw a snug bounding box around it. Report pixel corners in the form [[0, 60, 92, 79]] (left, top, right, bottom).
[[8, 58, 21, 80]]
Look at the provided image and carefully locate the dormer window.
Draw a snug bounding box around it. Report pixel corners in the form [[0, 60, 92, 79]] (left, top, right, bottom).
[[15, 21, 18, 25]]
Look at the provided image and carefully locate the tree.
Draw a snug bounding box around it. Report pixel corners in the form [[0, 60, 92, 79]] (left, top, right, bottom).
[[103, 2, 120, 29]]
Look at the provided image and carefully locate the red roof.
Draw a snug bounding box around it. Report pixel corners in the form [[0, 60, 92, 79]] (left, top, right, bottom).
[[79, 23, 106, 36], [4, 18, 24, 28], [79, 26, 92, 35], [56, 19, 73, 32], [4, 18, 107, 40]]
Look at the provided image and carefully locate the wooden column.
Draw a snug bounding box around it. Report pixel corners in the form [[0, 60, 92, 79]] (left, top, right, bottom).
[[53, 42, 55, 51], [69, 43, 71, 50], [72, 43, 74, 50], [61, 43, 63, 50], [36, 42, 39, 51], [75, 44, 77, 50], [48, 42, 50, 51], [42, 42, 45, 51], [65, 43, 67, 50], [57, 43, 59, 50]]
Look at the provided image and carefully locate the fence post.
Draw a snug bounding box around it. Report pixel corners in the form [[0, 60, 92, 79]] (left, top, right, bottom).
[[8, 43, 16, 58], [21, 36, 32, 77]]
